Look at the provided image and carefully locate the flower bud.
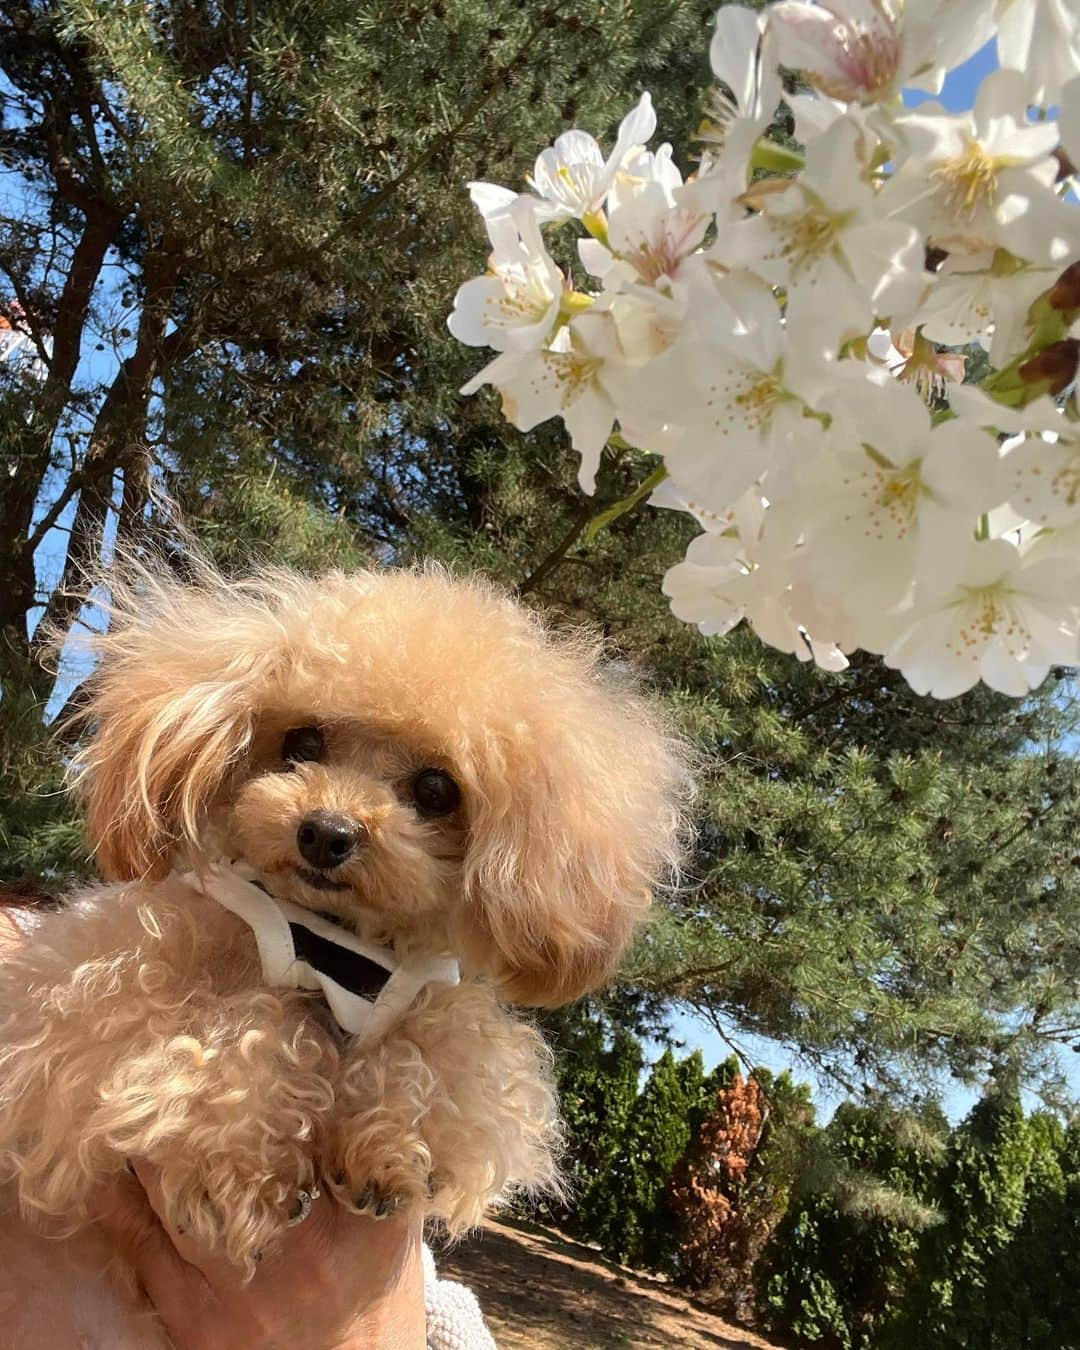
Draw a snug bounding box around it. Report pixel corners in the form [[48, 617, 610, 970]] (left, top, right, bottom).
[[1018, 339, 1080, 398], [1048, 262, 1080, 316]]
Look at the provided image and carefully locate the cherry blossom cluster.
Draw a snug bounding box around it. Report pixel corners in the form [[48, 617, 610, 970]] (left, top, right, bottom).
[[450, 0, 1080, 698]]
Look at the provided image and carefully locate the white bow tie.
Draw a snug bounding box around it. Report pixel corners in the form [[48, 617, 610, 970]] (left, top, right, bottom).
[[183, 863, 460, 1039]]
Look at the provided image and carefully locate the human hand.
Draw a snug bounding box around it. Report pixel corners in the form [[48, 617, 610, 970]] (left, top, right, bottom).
[[96, 1162, 426, 1350]]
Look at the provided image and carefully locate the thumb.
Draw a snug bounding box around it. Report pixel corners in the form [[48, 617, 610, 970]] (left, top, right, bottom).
[[93, 1167, 209, 1322]]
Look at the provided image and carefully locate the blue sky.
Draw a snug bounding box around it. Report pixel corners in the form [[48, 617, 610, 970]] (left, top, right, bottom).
[[652, 1007, 1004, 1125], [903, 38, 1000, 112]]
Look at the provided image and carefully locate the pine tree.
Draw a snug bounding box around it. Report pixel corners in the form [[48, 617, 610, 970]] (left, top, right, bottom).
[[593, 1047, 709, 1270], [1, 0, 1078, 1111], [541, 1011, 644, 1239], [892, 1093, 1067, 1349], [614, 628, 1080, 1103], [0, 0, 717, 871], [761, 1100, 949, 1349]]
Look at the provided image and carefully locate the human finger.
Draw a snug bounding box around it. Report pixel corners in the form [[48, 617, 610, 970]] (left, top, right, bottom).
[[125, 1158, 275, 1288], [130, 1160, 350, 1290], [92, 1167, 201, 1318]]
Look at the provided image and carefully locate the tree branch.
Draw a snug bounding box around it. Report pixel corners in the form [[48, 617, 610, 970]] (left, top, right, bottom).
[[516, 502, 594, 598], [0, 206, 122, 640], [22, 454, 122, 557], [0, 250, 53, 367], [48, 678, 91, 745], [44, 104, 102, 219], [32, 250, 185, 669], [34, 219, 124, 448]]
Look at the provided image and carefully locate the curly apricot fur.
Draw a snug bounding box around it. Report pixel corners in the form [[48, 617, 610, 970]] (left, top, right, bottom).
[[0, 557, 688, 1335]]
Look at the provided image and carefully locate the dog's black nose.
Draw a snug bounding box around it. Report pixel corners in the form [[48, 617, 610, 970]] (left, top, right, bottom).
[[296, 811, 367, 870]]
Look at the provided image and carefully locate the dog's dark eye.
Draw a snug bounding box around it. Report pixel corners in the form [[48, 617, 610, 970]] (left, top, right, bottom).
[[282, 726, 325, 765], [412, 768, 461, 818]]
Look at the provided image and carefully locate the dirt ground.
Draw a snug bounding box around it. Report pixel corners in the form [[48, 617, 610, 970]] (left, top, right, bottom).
[[437, 1217, 785, 1350]]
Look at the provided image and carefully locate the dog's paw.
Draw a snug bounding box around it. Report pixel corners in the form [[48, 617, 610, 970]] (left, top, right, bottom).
[[351, 1182, 407, 1219], [329, 1156, 431, 1220]]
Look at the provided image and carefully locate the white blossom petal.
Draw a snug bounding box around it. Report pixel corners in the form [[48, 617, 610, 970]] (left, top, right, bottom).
[[995, 0, 1080, 108]]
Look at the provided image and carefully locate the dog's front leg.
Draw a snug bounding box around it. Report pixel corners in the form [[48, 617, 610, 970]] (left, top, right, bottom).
[[0, 889, 338, 1272], [328, 982, 562, 1232]]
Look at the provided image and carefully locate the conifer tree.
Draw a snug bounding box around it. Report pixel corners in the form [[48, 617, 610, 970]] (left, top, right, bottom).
[[0, 0, 1077, 1112], [592, 1047, 709, 1270], [0, 0, 717, 871], [892, 1094, 1069, 1349], [761, 1100, 949, 1348], [761, 1093, 1079, 1350], [542, 1012, 643, 1237], [978, 1114, 1079, 1349]]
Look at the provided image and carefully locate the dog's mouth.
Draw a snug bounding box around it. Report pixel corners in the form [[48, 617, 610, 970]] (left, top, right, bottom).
[[294, 866, 351, 893]]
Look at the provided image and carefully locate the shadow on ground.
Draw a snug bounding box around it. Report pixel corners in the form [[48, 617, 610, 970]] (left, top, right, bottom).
[[436, 1217, 784, 1350]]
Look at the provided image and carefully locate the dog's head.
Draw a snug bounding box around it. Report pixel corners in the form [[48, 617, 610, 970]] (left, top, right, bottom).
[[74, 563, 688, 1006]]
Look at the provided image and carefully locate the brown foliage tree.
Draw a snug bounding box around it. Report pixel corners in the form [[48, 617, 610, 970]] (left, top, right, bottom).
[[670, 1072, 782, 1318]]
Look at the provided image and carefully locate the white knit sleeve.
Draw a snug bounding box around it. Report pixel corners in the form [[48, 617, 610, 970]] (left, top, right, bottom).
[[423, 1244, 498, 1350]]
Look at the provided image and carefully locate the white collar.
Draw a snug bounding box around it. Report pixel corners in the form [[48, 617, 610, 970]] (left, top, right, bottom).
[[183, 862, 459, 1039]]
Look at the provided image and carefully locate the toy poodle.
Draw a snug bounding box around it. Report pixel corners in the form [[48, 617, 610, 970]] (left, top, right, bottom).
[[0, 559, 686, 1294]]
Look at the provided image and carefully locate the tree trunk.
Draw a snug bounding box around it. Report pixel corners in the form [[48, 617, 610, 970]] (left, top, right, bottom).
[[28, 248, 183, 699]]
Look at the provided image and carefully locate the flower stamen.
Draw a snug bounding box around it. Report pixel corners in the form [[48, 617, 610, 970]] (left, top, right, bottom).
[[933, 141, 1000, 219]]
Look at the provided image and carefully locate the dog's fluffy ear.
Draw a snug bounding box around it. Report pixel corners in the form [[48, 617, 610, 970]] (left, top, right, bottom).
[[70, 564, 273, 882], [461, 649, 689, 1008]]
